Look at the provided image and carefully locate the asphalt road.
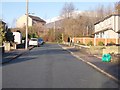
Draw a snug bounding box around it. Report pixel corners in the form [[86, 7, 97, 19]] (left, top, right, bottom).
[[2, 43, 119, 88]]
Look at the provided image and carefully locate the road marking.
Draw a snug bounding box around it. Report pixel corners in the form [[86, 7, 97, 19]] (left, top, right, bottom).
[[58, 44, 120, 84]]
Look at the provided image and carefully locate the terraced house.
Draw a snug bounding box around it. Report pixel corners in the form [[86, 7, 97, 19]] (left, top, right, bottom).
[[94, 2, 120, 40], [94, 14, 120, 39], [16, 14, 47, 37], [16, 14, 46, 28]]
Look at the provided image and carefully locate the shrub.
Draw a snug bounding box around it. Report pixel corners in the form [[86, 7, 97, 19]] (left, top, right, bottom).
[[77, 41, 81, 44], [32, 33, 38, 38], [98, 41, 104, 46], [106, 41, 116, 46], [5, 29, 14, 42], [56, 33, 62, 43], [109, 41, 115, 45], [80, 43, 86, 45], [87, 41, 93, 46], [78, 41, 85, 45]]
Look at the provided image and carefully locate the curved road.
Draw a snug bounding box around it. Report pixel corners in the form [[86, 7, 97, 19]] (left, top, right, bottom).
[[2, 43, 119, 88]]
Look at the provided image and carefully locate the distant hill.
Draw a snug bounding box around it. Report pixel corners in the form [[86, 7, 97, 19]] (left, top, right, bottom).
[[45, 19, 63, 29], [45, 10, 97, 29]]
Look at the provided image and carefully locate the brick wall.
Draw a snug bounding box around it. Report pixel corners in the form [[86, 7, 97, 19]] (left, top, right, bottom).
[[73, 37, 120, 46]]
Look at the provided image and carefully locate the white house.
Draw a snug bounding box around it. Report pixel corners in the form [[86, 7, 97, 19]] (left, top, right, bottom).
[[13, 32, 22, 44], [94, 14, 120, 39], [16, 14, 46, 28]]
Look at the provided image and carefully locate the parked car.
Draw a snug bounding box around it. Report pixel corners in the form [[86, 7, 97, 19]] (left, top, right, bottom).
[[29, 38, 38, 46], [38, 38, 44, 45]]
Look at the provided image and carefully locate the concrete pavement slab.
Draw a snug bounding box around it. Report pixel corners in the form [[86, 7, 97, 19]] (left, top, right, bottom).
[[59, 44, 120, 84], [2, 46, 34, 64]]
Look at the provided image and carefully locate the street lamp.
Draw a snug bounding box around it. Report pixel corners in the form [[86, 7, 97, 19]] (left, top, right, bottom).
[[25, 0, 28, 50]]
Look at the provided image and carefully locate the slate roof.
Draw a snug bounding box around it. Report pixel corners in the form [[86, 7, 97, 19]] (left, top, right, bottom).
[[93, 28, 113, 34], [29, 15, 46, 23], [94, 14, 120, 25], [0, 20, 6, 24]]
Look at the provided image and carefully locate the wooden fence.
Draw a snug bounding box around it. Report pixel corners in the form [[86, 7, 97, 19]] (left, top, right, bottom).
[[73, 37, 120, 46]]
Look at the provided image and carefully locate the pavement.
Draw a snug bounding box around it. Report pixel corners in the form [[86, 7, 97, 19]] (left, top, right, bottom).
[[59, 44, 120, 84], [2, 46, 34, 64]]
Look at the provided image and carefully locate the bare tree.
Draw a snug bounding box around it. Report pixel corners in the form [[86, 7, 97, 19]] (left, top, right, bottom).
[[105, 4, 114, 15], [115, 1, 120, 14], [60, 2, 115, 39], [60, 2, 77, 38], [60, 2, 75, 19], [93, 3, 115, 21]]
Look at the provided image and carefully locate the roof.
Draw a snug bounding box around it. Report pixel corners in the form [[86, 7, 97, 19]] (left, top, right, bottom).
[[28, 15, 46, 23], [0, 20, 6, 24], [94, 14, 120, 25], [116, 30, 120, 33], [93, 28, 113, 34]]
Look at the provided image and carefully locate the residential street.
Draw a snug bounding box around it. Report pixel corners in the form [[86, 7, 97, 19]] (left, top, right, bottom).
[[2, 43, 119, 88]]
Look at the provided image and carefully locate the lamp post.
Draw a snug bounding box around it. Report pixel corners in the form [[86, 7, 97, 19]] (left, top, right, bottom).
[[25, 0, 28, 49]]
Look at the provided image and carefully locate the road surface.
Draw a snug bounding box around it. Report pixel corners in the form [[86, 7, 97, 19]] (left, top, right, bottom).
[[2, 43, 119, 88]]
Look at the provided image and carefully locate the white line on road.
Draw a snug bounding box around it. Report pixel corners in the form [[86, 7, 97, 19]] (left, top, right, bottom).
[[58, 44, 119, 84]]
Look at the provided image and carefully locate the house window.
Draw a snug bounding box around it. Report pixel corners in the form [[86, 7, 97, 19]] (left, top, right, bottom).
[[102, 32, 104, 38], [100, 33, 103, 38], [97, 33, 99, 38], [95, 34, 98, 38], [118, 34, 120, 38]]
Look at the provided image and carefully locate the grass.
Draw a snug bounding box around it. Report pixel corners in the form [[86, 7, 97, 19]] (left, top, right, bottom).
[[45, 42, 58, 44], [88, 46, 120, 55], [88, 46, 105, 55], [0, 37, 2, 46]]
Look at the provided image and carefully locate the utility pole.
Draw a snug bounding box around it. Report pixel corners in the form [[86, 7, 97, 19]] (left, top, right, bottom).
[[62, 33, 64, 43], [25, 0, 28, 49], [87, 26, 89, 36], [54, 21, 55, 41]]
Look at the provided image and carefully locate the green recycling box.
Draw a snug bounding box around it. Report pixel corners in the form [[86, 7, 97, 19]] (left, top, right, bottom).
[[102, 54, 111, 62]]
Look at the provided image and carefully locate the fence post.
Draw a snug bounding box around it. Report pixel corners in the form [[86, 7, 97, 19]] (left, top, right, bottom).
[[116, 38, 118, 44], [94, 38, 96, 46], [83, 38, 85, 45], [105, 38, 107, 45]]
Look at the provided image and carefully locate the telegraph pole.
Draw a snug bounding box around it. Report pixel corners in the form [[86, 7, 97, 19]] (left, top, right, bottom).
[[54, 21, 55, 41], [25, 0, 28, 49]]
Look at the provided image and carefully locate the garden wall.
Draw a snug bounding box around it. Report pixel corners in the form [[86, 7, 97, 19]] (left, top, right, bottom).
[[73, 37, 120, 46]]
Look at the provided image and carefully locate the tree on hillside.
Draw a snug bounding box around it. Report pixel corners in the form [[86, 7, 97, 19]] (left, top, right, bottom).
[[59, 2, 115, 39], [60, 2, 77, 37], [93, 4, 114, 21], [31, 23, 45, 37], [105, 4, 114, 15], [115, 1, 120, 13], [60, 2, 75, 19]]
